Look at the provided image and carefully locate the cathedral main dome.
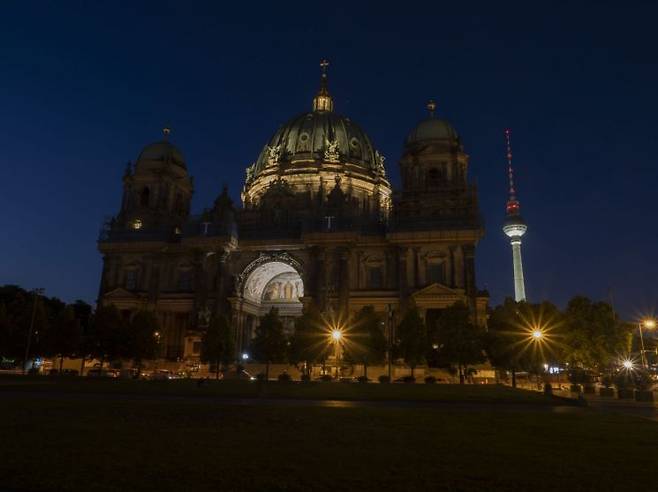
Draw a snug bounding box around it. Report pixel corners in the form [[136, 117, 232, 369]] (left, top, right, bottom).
[[251, 110, 379, 177], [242, 62, 391, 213]]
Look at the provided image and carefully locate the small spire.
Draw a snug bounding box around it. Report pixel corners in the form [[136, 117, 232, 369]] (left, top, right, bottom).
[[313, 59, 334, 112], [162, 126, 171, 140], [427, 99, 436, 118], [505, 129, 520, 216]]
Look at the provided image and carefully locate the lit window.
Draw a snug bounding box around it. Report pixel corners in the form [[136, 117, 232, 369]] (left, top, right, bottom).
[[131, 219, 143, 230]]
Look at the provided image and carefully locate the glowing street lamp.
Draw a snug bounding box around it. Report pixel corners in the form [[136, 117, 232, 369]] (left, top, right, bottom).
[[531, 329, 544, 340], [331, 329, 343, 342], [622, 359, 634, 370]]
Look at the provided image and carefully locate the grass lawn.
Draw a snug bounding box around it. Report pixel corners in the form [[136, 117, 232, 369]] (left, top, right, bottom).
[[0, 375, 564, 404], [2, 378, 658, 491]]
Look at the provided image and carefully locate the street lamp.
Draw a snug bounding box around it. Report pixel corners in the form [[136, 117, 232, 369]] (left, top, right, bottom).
[[638, 318, 656, 368], [23, 288, 45, 375], [330, 328, 343, 378]]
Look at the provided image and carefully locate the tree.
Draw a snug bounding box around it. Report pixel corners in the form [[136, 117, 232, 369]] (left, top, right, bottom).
[[395, 304, 427, 378], [430, 302, 485, 384], [90, 304, 128, 372], [250, 307, 287, 381], [343, 306, 387, 380], [486, 298, 563, 387], [45, 306, 82, 372], [200, 314, 235, 379], [288, 303, 330, 377], [562, 296, 632, 372], [128, 310, 160, 376]]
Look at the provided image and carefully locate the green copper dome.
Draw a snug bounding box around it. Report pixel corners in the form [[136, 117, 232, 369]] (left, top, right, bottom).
[[252, 110, 379, 176], [136, 129, 187, 170], [405, 100, 461, 147]]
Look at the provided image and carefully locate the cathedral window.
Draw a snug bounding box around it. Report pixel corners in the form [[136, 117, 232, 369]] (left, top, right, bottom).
[[427, 262, 445, 285], [367, 266, 383, 289], [125, 270, 137, 290], [178, 270, 193, 291], [140, 187, 150, 207]]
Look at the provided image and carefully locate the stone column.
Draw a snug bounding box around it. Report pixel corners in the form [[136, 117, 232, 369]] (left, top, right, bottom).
[[463, 245, 476, 297], [397, 247, 408, 303], [413, 247, 421, 288], [338, 248, 350, 313], [214, 251, 231, 317]]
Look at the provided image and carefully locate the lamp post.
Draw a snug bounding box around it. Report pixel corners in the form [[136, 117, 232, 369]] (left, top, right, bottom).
[[331, 328, 342, 378], [23, 288, 45, 375], [639, 318, 656, 368]]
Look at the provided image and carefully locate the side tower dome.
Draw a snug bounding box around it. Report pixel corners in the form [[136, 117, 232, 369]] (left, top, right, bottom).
[[395, 100, 480, 229], [117, 128, 193, 233]]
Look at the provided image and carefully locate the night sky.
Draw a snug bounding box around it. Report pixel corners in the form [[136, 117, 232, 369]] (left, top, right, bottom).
[[1, 2, 657, 320]]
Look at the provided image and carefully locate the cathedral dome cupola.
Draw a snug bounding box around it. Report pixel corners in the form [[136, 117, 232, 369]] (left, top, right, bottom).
[[312, 59, 334, 112], [405, 100, 461, 149], [135, 127, 187, 170]]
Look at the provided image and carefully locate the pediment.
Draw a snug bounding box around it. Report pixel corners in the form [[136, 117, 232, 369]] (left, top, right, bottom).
[[103, 287, 140, 300], [411, 283, 461, 299]]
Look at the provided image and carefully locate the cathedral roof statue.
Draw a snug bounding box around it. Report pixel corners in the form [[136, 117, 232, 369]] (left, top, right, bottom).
[[405, 100, 462, 149], [135, 127, 187, 170]]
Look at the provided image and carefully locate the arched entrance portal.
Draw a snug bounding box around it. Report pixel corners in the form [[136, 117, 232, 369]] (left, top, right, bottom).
[[233, 256, 306, 354]]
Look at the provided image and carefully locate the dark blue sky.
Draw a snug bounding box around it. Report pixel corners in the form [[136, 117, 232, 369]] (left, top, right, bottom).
[[1, 1, 657, 319]]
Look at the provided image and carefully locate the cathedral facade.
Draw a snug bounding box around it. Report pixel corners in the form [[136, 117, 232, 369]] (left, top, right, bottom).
[[97, 67, 487, 361]]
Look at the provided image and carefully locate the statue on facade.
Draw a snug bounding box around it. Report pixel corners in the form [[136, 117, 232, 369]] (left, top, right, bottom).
[[375, 150, 386, 176], [266, 145, 281, 166], [324, 139, 340, 163], [245, 162, 256, 183]]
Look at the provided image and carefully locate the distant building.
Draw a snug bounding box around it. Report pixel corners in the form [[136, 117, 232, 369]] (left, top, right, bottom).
[[97, 63, 487, 360]]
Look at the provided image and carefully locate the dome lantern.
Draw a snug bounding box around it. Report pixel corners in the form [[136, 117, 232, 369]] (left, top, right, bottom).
[[312, 59, 334, 112]]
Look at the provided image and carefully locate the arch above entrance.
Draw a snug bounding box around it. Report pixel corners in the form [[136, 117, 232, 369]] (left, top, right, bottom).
[[236, 252, 305, 303]]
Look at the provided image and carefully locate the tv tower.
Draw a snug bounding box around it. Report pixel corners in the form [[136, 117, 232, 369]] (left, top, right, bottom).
[[502, 129, 527, 302]]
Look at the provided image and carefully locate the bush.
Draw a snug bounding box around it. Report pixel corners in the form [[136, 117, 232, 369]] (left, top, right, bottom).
[[256, 373, 267, 382], [403, 375, 416, 384], [378, 375, 390, 384], [277, 372, 291, 382], [319, 374, 333, 382], [300, 374, 311, 383], [424, 375, 437, 384], [357, 376, 369, 383]]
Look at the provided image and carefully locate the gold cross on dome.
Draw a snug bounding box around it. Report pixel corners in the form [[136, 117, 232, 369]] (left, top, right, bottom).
[[320, 59, 329, 74]]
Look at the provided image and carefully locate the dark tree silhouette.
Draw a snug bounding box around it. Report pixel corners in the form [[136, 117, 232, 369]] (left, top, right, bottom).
[[344, 306, 387, 380], [200, 314, 235, 379], [250, 307, 287, 381], [395, 304, 427, 378]]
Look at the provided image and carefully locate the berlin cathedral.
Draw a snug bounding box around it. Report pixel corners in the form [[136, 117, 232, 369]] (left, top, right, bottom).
[[98, 63, 487, 361]]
